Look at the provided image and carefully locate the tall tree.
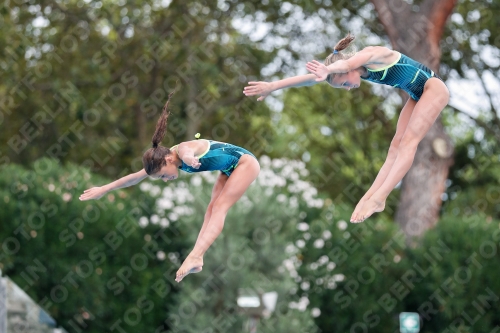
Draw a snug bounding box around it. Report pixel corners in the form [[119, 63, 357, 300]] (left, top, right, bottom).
[[0, 0, 275, 178], [370, 0, 457, 238]]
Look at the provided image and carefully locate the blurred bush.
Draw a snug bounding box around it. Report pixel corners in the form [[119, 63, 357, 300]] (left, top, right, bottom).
[[299, 205, 500, 332], [0, 157, 321, 332], [0, 158, 180, 332]]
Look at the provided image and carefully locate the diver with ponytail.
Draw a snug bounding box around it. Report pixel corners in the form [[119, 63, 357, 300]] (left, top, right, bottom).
[[80, 91, 260, 282], [244, 32, 449, 223]]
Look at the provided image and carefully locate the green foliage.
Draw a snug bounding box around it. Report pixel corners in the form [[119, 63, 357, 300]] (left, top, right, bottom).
[[441, 0, 498, 78], [0, 0, 275, 177], [2, 0, 500, 332], [439, 0, 500, 251], [298, 207, 500, 332], [0, 158, 182, 332], [441, 112, 500, 221]]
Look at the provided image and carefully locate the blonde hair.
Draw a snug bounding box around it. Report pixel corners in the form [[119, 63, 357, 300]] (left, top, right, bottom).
[[324, 33, 356, 82]]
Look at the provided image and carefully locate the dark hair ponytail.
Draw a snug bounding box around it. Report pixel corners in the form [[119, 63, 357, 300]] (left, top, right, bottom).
[[151, 91, 174, 148], [142, 91, 175, 175]]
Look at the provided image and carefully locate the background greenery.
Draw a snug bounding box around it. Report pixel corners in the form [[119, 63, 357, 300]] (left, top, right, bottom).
[[1, 0, 500, 332]]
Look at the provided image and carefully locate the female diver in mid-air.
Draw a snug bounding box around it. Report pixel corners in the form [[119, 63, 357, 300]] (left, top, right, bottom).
[[243, 33, 449, 223], [79, 92, 260, 282]]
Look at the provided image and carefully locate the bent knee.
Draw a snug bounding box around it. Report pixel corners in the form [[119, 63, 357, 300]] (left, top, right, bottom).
[[399, 134, 420, 152], [388, 142, 401, 157], [390, 133, 405, 149], [211, 202, 231, 216]]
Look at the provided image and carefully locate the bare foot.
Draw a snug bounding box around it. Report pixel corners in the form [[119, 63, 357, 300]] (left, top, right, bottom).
[[352, 199, 385, 223], [351, 198, 368, 223], [175, 255, 203, 282]]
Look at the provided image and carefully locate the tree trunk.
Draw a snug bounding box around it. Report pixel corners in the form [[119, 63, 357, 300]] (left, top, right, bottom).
[[370, 0, 457, 238]]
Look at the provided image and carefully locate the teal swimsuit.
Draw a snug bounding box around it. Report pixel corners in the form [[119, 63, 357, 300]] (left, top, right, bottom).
[[361, 52, 442, 101], [172, 140, 256, 176]]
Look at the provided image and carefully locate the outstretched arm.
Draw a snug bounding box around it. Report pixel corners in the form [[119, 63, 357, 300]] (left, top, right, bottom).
[[79, 169, 148, 201], [307, 47, 388, 81], [243, 74, 319, 101]]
